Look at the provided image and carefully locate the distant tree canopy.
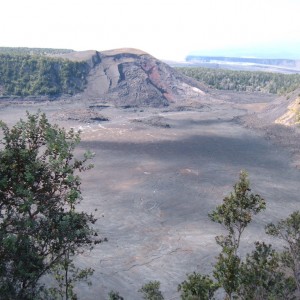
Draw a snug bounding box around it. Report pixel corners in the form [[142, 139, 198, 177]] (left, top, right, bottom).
[[0, 47, 74, 56], [0, 53, 89, 97], [177, 67, 300, 94]]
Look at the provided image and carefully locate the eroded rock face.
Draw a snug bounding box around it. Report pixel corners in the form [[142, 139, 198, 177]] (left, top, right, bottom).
[[74, 48, 207, 107], [275, 95, 300, 126]]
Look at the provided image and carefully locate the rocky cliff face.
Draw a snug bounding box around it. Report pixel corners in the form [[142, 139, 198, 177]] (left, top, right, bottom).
[[275, 92, 300, 126], [62, 48, 207, 107]]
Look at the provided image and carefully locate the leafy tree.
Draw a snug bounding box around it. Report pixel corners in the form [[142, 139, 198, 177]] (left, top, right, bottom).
[[266, 211, 300, 295], [209, 171, 266, 253], [0, 112, 102, 299], [213, 247, 241, 300], [108, 290, 124, 300], [209, 171, 266, 299], [178, 272, 219, 300], [44, 257, 94, 300], [238, 242, 296, 300], [139, 281, 164, 300]]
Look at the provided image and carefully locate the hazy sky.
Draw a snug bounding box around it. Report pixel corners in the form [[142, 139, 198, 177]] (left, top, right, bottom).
[[1, 0, 300, 60]]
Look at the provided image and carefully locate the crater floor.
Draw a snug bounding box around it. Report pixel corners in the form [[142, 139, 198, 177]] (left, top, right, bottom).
[[0, 92, 299, 299]]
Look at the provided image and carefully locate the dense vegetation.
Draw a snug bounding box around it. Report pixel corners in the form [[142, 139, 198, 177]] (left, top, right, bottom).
[[0, 112, 102, 299], [177, 67, 300, 94], [0, 47, 74, 56], [0, 53, 90, 97]]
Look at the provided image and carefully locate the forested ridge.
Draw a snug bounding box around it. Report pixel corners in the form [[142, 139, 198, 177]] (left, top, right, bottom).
[[177, 67, 300, 94], [3, 46, 300, 98], [0, 51, 89, 97], [0, 47, 74, 56]]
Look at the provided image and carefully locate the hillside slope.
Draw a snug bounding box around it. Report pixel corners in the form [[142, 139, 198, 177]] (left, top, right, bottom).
[[275, 93, 300, 126], [0, 53, 89, 96], [62, 48, 207, 107], [0, 47, 207, 107]]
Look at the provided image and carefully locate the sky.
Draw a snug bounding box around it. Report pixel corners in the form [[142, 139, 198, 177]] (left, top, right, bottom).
[[1, 0, 300, 60]]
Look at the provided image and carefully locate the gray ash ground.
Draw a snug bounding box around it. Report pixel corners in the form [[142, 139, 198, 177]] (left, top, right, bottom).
[[131, 116, 171, 128], [0, 91, 299, 299]]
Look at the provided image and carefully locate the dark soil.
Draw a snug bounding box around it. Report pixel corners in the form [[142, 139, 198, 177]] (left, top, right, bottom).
[[0, 91, 299, 299]]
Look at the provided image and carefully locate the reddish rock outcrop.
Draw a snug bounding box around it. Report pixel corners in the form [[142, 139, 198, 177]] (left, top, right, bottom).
[[62, 48, 207, 107]]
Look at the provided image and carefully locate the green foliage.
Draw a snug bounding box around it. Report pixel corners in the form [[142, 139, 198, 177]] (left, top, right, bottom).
[[0, 47, 74, 56], [209, 171, 266, 299], [208, 171, 298, 299], [139, 281, 164, 300], [266, 211, 300, 294], [209, 171, 266, 253], [213, 251, 241, 300], [44, 257, 94, 300], [0, 54, 89, 96], [177, 67, 300, 94], [108, 290, 124, 300], [0, 112, 101, 299], [178, 273, 219, 300], [238, 242, 296, 300]]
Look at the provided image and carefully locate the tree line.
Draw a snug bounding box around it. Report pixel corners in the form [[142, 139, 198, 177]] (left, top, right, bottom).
[[0, 54, 89, 97], [0, 113, 300, 299], [177, 67, 300, 94], [0, 47, 74, 56]]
